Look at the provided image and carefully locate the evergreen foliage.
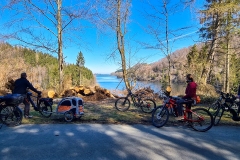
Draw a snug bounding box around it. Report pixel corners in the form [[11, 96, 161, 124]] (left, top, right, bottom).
[[76, 51, 85, 67], [0, 43, 95, 91]]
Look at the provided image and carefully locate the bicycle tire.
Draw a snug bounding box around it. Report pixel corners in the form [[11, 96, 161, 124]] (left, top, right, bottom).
[[115, 97, 130, 111], [64, 110, 74, 122], [213, 107, 224, 126], [39, 101, 52, 118], [152, 105, 169, 128], [191, 108, 213, 132], [0, 106, 22, 126], [140, 99, 156, 113]]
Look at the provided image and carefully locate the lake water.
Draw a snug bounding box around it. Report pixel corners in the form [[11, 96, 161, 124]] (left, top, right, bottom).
[[95, 74, 186, 96]]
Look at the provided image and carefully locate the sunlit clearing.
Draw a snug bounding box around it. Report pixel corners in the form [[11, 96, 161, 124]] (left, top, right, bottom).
[[15, 128, 39, 133], [54, 131, 60, 135], [105, 130, 118, 136], [113, 149, 127, 158], [1, 148, 10, 153], [65, 132, 74, 136]]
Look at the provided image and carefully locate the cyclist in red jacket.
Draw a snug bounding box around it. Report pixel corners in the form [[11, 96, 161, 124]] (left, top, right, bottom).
[[183, 75, 197, 99], [176, 74, 197, 120]]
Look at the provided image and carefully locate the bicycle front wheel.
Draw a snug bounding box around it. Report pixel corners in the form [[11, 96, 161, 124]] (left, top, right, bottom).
[[208, 101, 220, 111], [152, 106, 169, 128], [191, 108, 213, 132], [208, 101, 221, 116], [213, 107, 224, 126], [115, 97, 130, 111], [0, 106, 22, 126], [141, 99, 156, 113], [39, 101, 52, 118]]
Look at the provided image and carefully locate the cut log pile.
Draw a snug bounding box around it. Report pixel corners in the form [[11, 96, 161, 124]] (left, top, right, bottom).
[[60, 86, 114, 98], [2, 78, 116, 101], [2, 78, 157, 102], [5, 77, 15, 91]]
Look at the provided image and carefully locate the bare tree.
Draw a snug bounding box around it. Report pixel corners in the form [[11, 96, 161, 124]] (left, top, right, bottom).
[[0, 0, 91, 92], [140, 0, 191, 87], [94, 0, 131, 89]]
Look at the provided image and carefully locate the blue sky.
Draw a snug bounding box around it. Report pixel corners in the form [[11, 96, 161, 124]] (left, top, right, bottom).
[[1, 0, 203, 74], [63, 0, 202, 74]]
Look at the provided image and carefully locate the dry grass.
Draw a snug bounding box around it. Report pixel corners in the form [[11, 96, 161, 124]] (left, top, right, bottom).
[[19, 98, 240, 127]]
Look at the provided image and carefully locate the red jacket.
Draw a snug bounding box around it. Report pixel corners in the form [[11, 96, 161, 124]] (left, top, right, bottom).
[[183, 81, 197, 99]]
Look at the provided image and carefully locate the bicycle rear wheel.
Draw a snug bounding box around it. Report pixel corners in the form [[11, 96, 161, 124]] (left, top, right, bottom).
[[213, 107, 224, 126], [141, 99, 156, 113], [191, 108, 213, 132], [152, 106, 169, 128], [39, 101, 52, 118], [115, 97, 130, 111], [0, 106, 22, 126]]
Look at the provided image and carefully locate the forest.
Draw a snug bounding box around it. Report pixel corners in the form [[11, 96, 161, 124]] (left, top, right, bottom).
[[113, 41, 240, 94], [0, 0, 240, 95], [0, 43, 95, 93]]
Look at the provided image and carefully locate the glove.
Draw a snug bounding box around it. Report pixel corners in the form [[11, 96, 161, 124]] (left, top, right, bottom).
[[37, 91, 42, 95]]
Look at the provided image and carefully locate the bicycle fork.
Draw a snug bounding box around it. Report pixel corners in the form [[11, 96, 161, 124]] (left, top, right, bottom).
[[156, 107, 166, 119]]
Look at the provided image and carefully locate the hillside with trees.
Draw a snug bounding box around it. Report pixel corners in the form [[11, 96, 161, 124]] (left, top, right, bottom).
[[0, 43, 95, 94], [112, 40, 240, 94]]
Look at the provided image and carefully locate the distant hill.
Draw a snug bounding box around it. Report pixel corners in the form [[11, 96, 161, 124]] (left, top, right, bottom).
[[112, 41, 240, 90], [112, 45, 194, 83], [0, 43, 95, 92]]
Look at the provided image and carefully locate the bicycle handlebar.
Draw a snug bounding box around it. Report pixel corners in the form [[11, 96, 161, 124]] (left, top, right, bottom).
[[220, 92, 236, 103], [27, 92, 42, 98]]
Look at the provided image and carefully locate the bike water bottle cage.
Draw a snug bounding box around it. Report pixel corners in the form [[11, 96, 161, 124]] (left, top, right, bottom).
[[40, 98, 53, 106], [27, 92, 32, 96], [169, 99, 176, 105]]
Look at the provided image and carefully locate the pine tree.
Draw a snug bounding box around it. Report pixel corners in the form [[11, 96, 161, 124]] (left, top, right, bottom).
[[199, 0, 240, 91], [76, 51, 85, 67], [76, 51, 85, 85]]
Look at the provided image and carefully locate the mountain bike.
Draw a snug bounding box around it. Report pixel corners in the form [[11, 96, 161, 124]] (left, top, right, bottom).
[[0, 94, 23, 127], [152, 92, 213, 132], [208, 92, 240, 125], [115, 88, 156, 113], [26, 92, 53, 118]]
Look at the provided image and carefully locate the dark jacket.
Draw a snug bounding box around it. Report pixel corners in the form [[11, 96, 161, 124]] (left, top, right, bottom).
[[13, 77, 38, 94], [183, 81, 197, 99]]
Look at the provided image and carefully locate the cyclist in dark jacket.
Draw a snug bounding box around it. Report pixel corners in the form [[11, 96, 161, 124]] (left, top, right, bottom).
[[13, 72, 41, 118]]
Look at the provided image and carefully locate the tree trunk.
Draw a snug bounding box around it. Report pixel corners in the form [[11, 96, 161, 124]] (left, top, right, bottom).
[[201, 15, 220, 85], [224, 36, 230, 93], [116, 0, 130, 89], [57, 0, 64, 93]]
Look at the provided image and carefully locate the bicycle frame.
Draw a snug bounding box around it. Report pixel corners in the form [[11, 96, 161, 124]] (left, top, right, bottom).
[[126, 90, 141, 107], [26, 92, 40, 108], [152, 91, 213, 132], [184, 108, 203, 123], [162, 94, 179, 116], [216, 92, 239, 117]]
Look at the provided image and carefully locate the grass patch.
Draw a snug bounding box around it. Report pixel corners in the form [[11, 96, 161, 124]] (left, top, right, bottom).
[[19, 98, 240, 126]]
